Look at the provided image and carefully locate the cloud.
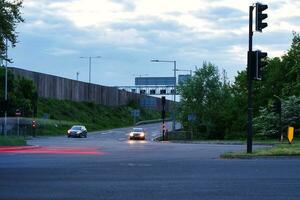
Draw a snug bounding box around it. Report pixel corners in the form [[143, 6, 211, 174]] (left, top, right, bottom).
[[12, 0, 300, 86], [45, 47, 79, 56]]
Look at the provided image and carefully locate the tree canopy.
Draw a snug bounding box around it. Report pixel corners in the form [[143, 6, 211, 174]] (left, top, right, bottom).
[[177, 32, 300, 140], [0, 0, 24, 61]]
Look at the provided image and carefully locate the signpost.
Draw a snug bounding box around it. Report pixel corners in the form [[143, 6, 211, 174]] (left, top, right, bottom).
[[15, 109, 21, 136], [161, 96, 166, 141], [188, 113, 196, 140], [287, 126, 294, 144], [131, 109, 140, 125]]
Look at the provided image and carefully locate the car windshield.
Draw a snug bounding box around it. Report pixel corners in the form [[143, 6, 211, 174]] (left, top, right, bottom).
[[71, 126, 82, 130], [133, 128, 143, 132]]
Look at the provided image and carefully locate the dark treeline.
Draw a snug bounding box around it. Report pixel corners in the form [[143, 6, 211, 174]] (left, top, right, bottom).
[[178, 32, 300, 140]]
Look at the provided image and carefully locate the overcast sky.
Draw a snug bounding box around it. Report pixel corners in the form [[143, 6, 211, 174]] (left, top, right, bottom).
[[8, 0, 300, 86]]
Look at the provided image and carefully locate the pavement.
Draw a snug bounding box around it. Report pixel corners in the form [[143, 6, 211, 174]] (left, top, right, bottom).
[[1, 122, 300, 200]]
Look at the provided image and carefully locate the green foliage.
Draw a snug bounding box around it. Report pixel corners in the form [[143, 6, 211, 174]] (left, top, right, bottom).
[[178, 32, 300, 140], [0, 136, 26, 146], [0, 0, 24, 61], [36, 98, 161, 135], [178, 62, 230, 139], [0, 68, 37, 117]]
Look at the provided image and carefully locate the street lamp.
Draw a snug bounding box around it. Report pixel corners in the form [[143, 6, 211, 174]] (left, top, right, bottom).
[[80, 56, 101, 84], [151, 59, 177, 132], [4, 38, 8, 136], [76, 72, 80, 81]]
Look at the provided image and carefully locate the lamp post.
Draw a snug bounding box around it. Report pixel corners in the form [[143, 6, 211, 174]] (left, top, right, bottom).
[[151, 59, 177, 132], [76, 72, 80, 81], [4, 38, 8, 136], [80, 56, 101, 84]]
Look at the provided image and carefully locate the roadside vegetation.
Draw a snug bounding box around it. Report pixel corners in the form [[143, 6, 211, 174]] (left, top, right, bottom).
[[177, 32, 300, 142], [221, 142, 300, 159], [0, 136, 26, 146], [36, 98, 161, 136]]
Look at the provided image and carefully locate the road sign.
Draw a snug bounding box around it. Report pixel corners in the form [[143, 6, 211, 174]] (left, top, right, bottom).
[[288, 126, 294, 144], [188, 113, 196, 122], [131, 109, 140, 117]]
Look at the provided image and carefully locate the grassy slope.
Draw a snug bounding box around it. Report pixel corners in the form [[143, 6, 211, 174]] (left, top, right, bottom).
[[0, 136, 27, 146], [36, 98, 161, 136], [221, 141, 300, 158]]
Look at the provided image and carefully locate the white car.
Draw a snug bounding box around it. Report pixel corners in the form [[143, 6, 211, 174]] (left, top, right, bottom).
[[129, 128, 145, 140]]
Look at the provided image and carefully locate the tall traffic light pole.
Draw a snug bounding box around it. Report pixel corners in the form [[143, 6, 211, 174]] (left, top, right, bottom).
[[247, 2, 268, 153], [247, 5, 254, 153]]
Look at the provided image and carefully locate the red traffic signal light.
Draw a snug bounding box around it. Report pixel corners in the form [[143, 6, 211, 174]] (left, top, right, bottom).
[[32, 120, 37, 128], [256, 3, 268, 32]]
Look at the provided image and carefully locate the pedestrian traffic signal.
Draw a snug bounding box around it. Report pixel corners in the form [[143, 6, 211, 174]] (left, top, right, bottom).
[[256, 2, 268, 32]]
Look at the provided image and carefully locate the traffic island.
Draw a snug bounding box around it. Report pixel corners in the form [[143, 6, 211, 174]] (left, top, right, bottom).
[[221, 142, 300, 159]]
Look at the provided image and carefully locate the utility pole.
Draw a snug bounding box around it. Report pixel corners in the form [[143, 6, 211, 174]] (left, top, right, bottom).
[[4, 38, 8, 136], [76, 72, 79, 81], [80, 56, 101, 84], [151, 59, 177, 133]]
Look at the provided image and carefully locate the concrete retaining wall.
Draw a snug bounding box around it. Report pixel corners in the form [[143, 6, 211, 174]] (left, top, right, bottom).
[[9, 67, 171, 111]]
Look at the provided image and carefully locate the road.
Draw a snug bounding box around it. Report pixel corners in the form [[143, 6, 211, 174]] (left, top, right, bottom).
[[1, 122, 300, 200]]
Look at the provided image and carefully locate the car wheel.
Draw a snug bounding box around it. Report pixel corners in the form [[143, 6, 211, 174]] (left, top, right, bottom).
[[67, 135, 70, 138]]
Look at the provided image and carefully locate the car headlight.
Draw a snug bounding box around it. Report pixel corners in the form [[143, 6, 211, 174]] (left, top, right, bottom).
[[67, 130, 71, 134], [140, 132, 145, 137], [129, 132, 134, 137]]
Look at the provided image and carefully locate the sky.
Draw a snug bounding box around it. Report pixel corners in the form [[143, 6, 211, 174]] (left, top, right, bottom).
[[8, 0, 300, 86]]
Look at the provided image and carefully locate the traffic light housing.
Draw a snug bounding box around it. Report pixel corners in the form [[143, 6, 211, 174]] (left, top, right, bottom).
[[32, 120, 37, 128], [162, 96, 166, 106], [256, 3, 268, 32], [250, 50, 268, 80]]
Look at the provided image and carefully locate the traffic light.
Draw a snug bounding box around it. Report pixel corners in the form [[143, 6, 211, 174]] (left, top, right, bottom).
[[32, 120, 37, 128], [161, 96, 166, 106], [256, 3, 268, 32], [251, 50, 268, 80]]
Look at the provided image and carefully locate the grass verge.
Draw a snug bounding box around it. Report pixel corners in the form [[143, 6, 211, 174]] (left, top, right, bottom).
[[34, 98, 162, 136], [0, 136, 27, 146], [221, 142, 300, 159]]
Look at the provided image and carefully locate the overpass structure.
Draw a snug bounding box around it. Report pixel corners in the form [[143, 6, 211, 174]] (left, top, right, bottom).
[[117, 75, 191, 96]]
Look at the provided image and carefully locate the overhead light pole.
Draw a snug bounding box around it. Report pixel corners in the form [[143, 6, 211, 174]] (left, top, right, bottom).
[[4, 39, 8, 136], [151, 59, 177, 132], [76, 71, 80, 81], [80, 56, 101, 84]]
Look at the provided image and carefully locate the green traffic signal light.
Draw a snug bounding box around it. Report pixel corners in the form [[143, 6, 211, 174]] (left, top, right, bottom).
[[256, 3, 268, 32]]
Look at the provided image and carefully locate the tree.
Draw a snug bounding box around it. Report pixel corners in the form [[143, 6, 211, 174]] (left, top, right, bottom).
[[178, 62, 227, 139], [0, 68, 37, 117], [0, 0, 24, 61]]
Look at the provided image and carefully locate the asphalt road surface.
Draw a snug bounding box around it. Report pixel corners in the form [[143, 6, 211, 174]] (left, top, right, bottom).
[[1, 122, 300, 200]]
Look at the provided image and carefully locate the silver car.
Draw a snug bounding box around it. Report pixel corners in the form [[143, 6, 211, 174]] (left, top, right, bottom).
[[67, 125, 87, 138]]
